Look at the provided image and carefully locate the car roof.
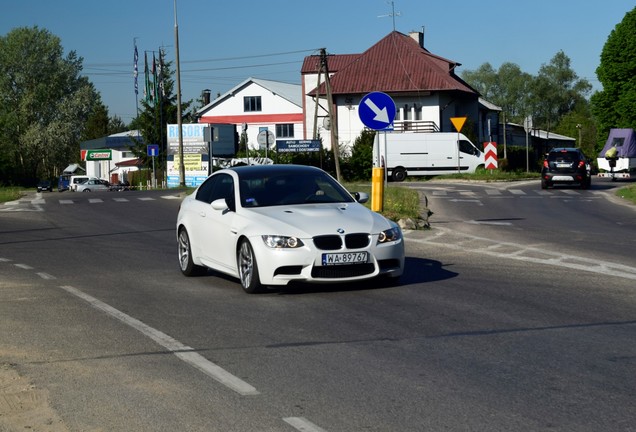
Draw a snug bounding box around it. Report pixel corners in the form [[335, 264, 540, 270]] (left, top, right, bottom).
[[226, 164, 326, 177]]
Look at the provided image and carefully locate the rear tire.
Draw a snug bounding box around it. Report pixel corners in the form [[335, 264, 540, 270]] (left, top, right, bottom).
[[581, 177, 591, 190], [392, 168, 407, 182], [237, 239, 262, 294], [541, 180, 549, 189]]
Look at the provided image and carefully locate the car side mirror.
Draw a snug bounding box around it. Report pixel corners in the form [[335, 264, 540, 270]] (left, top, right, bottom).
[[211, 198, 228, 211], [353, 192, 369, 203]]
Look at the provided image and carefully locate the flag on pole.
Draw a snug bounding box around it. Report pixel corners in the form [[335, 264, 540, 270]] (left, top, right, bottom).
[[158, 50, 165, 98], [133, 45, 138, 95], [152, 53, 158, 102], [144, 52, 150, 103]]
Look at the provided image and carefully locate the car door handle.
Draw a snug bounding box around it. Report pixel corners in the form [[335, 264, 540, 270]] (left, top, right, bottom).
[[199, 212, 206, 217]]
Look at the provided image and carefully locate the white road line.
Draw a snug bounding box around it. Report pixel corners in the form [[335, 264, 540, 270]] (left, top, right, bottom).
[[14, 263, 33, 270], [59, 200, 74, 205], [283, 417, 329, 432], [509, 189, 526, 195], [37, 272, 56, 280], [485, 189, 501, 195], [138, 197, 155, 201], [161, 195, 182, 200], [88, 199, 103, 203], [467, 220, 512, 226], [407, 228, 636, 281], [58, 285, 259, 396], [112, 198, 129, 202], [0, 258, 11, 262]]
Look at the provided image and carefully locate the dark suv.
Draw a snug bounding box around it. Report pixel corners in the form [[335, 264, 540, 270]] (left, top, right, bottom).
[[541, 147, 591, 189]]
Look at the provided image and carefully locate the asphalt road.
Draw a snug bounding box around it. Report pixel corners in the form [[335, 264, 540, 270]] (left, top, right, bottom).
[[0, 180, 635, 431]]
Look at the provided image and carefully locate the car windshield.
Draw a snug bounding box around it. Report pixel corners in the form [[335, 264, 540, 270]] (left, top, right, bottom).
[[238, 170, 355, 207]]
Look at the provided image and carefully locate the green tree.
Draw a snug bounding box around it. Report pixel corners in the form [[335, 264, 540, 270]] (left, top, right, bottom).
[[108, 115, 128, 135], [461, 62, 533, 123], [529, 51, 592, 132], [81, 103, 109, 142], [0, 26, 100, 184], [346, 129, 375, 181], [591, 6, 636, 136]]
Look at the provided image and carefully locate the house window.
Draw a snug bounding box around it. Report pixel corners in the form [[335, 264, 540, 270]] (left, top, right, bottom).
[[244, 96, 261, 112], [276, 124, 294, 138]]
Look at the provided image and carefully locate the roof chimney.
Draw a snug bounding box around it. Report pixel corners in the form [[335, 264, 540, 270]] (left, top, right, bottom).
[[202, 89, 211, 105], [409, 30, 424, 48]]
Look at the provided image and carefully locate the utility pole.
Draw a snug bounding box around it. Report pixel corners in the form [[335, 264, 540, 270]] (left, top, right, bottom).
[[320, 48, 342, 182], [174, 0, 185, 187]]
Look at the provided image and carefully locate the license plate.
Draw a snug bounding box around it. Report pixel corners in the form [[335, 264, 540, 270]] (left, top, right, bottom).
[[322, 252, 368, 265], [556, 163, 571, 168]]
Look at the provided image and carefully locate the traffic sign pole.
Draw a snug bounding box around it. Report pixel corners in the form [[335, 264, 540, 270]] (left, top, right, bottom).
[[359, 92, 396, 213], [450, 117, 467, 173]]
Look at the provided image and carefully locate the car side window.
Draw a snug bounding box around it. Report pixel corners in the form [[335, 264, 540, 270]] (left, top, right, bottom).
[[458, 140, 478, 155], [195, 174, 235, 205]]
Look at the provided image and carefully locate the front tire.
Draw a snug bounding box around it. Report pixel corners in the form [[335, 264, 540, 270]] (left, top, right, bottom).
[[178, 228, 206, 276], [237, 239, 262, 293]]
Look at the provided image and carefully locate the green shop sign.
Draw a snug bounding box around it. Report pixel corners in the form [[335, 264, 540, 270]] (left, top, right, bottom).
[[86, 149, 112, 161]]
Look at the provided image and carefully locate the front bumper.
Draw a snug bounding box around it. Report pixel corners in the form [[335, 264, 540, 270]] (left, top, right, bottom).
[[250, 235, 405, 286]]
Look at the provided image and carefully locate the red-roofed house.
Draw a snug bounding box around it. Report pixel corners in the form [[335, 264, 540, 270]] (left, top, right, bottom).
[[302, 31, 500, 150]]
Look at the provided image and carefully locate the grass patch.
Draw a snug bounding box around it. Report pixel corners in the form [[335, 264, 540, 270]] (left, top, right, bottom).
[[345, 183, 422, 222], [616, 183, 636, 204], [0, 187, 25, 203]]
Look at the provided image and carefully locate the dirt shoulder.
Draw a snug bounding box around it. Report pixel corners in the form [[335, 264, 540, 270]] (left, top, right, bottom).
[[0, 363, 69, 432]]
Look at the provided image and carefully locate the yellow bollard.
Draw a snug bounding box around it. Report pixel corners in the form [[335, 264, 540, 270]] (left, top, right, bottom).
[[371, 167, 384, 212]]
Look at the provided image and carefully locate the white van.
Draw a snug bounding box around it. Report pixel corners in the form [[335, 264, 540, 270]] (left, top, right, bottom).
[[69, 175, 94, 191], [373, 132, 485, 181]]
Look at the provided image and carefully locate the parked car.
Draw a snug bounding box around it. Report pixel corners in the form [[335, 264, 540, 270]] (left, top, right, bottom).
[[176, 164, 405, 293], [76, 179, 110, 192], [541, 147, 592, 189], [69, 175, 94, 191], [37, 180, 53, 192]]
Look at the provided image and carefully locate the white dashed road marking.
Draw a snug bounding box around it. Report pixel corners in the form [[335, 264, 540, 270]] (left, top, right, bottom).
[[58, 285, 259, 396]]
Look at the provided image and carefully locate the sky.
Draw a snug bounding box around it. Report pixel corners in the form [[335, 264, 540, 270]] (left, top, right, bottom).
[[1, 1, 634, 124]]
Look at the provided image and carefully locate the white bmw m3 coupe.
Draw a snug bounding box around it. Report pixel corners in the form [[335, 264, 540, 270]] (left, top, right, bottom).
[[176, 164, 405, 293]]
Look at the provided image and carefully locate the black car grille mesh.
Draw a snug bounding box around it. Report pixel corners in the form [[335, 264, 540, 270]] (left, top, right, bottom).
[[311, 263, 375, 278], [313, 233, 371, 250]]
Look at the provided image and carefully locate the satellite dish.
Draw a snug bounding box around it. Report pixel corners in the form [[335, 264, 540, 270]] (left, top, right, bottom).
[[322, 117, 331, 131]]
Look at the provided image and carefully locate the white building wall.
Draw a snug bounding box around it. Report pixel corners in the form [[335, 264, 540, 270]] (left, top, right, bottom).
[[200, 82, 304, 151], [85, 150, 138, 182]]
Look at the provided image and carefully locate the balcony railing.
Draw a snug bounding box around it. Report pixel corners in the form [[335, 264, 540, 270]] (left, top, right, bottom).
[[392, 120, 439, 133]]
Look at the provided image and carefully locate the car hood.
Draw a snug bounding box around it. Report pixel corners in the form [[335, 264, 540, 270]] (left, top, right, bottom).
[[241, 202, 394, 237]]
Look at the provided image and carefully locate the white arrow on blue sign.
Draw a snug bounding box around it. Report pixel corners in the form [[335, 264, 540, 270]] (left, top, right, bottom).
[[359, 92, 396, 131], [147, 144, 159, 157]]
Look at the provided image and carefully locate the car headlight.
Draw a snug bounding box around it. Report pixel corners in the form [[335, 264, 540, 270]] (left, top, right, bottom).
[[377, 227, 402, 244], [261, 235, 305, 249]]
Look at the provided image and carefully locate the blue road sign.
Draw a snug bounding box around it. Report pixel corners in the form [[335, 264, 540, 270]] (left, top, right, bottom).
[[147, 144, 159, 157], [359, 92, 396, 131]]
